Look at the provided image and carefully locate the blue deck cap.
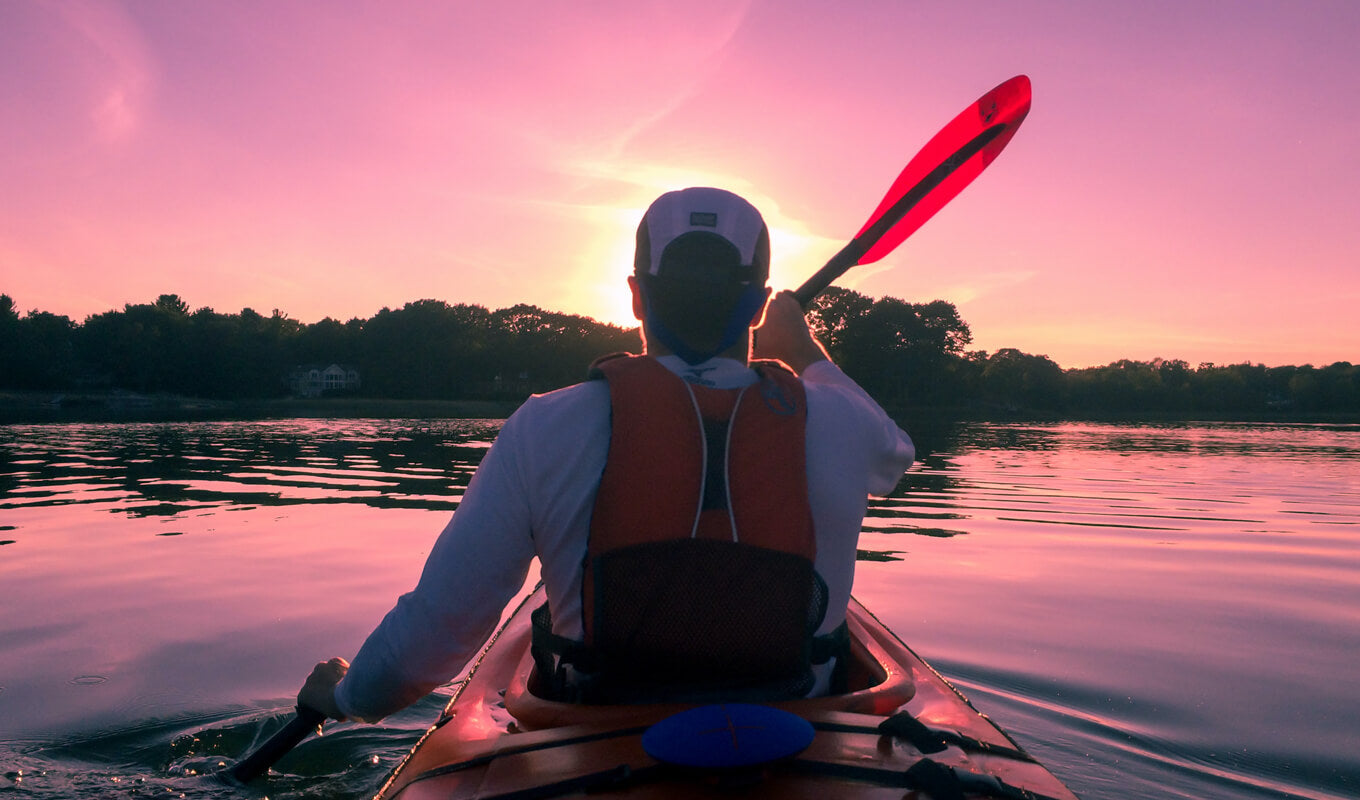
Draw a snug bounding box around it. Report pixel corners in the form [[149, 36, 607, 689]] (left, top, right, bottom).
[[641, 703, 815, 769]]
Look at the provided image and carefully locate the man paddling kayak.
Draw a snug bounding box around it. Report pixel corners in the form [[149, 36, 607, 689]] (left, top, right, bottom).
[[298, 187, 914, 720]]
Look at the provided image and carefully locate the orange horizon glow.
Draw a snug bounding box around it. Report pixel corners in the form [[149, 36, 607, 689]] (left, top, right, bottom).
[[3, 2, 1359, 370]]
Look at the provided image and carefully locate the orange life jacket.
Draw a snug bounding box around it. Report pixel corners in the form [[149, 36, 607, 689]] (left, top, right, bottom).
[[531, 354, 842, 704]]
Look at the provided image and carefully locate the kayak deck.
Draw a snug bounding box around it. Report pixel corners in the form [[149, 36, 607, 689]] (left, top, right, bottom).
[[375, 586, 1078, 799]]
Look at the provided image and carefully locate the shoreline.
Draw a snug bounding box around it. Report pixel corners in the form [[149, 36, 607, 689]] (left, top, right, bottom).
[[897, 404, 1360, 426], [4, 391, 1357, 427], [0, 391, 524, 425]]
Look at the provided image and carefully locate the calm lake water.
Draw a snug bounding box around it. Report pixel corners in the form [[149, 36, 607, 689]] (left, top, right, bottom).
[[1, 418, 1357, 799]]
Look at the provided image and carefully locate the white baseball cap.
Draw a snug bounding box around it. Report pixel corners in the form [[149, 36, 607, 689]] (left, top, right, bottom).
[[634, 187, 770, 286]]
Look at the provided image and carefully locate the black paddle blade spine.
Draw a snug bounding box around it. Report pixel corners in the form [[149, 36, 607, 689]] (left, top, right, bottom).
[[793, 122, 1009, 309]]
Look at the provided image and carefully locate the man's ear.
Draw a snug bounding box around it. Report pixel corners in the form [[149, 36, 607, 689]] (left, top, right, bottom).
[[749, 286, 773, 328], [628, 275, 647, 321]]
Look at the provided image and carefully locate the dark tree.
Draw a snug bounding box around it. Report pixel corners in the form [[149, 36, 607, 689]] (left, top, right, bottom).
[[807, 287, 971, 405], [361, 300, 497, 398], [5, 286, 1356, 416], [980, 349, 1065, 411], [0, 296, 78, 390]]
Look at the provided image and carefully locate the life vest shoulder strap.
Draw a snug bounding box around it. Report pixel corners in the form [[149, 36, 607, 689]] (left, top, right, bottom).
[[585, 351, 637, 381], [588, 354, 707, 552]]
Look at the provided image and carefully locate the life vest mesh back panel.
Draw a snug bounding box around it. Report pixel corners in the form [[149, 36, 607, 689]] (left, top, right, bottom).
[[588, 538, 825, 703]]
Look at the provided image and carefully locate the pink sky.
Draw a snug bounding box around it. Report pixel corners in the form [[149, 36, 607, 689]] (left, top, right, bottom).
[[3, 1, 1357, 368]]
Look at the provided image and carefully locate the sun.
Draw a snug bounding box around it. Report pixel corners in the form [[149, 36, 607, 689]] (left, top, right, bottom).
[[553, 171, 838, 329], [595, 230, 641, 328], [596, 277, 639, 329], [566, 214, 643, 329]]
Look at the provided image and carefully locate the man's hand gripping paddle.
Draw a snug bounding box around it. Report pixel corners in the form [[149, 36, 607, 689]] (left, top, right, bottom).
[[793, 75, 1032, 308]]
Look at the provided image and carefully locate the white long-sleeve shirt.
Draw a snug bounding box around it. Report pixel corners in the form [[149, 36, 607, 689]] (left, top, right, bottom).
[[336, 355, 914, 722]]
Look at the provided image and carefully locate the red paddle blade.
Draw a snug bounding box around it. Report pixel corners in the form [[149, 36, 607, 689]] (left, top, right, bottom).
[[855, 75, 1031, 265]]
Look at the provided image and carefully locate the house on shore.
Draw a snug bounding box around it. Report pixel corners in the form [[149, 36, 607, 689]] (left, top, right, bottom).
[[289, 364, 361, 397]]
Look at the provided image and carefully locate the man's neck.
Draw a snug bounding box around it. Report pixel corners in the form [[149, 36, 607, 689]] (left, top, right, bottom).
[[640, 328, 750, 365]]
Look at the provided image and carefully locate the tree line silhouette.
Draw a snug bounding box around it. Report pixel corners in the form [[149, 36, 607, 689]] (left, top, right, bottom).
[[2, 289, 1356, 415]]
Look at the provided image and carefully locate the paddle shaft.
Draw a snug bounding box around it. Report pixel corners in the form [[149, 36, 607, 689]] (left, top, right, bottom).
[[792, 121, 1008, 309], [228, 705, 326, 784]]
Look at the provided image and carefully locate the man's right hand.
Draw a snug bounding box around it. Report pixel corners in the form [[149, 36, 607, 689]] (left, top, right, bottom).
[[753, 291, 831, 374]]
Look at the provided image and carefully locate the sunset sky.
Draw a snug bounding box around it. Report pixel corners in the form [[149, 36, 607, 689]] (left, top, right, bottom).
[[3, 1, 1357, 369]]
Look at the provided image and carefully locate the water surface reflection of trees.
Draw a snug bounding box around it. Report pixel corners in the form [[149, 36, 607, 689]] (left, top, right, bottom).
[[0, 420, 498, 515]]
